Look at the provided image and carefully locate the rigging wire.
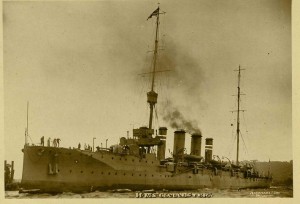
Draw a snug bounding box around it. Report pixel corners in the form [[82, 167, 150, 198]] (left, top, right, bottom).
[[27, 134, 34, 143], [136, 75, 147, 125], [239, 130, 249, 157], [227, 111, 236, 157], [228, 134, 236, 159], [239, 95, 250, 158], [154, 106, 160, 128], [242, 107, 249, 135]]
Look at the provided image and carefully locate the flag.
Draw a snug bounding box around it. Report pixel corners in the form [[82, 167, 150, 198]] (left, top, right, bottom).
[[147, 7, 159, 20]]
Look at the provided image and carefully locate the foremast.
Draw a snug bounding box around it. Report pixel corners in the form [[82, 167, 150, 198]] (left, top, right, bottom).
[[147, 7, 160, 130], [130, 7, 167, 160]]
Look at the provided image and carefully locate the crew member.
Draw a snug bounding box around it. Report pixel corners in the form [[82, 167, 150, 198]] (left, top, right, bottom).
[[41, 136, 44, 146], [56, 138, 61, 147], [53, 139, 57, 147], [47, 137, 51, 147]]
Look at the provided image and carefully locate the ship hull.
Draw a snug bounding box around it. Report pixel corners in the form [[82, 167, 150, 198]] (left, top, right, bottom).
[[21, 146, 271, 193]]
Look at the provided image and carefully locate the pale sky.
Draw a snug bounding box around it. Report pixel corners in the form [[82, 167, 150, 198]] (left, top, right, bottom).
[[3, 0, 291, 179]]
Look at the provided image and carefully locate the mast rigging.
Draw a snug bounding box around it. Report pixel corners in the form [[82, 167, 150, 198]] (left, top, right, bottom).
[[147, 6, 160, 130], [234, 65, 245, 165]]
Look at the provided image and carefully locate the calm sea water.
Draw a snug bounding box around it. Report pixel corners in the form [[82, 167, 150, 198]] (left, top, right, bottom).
[[5, 186, 293, 198]]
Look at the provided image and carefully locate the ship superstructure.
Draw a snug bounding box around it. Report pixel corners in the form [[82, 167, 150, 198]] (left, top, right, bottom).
[[20, 6, 272, 193]]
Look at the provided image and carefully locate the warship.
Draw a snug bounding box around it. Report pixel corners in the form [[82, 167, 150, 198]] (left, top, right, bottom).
[[20, 7, 272, 193]]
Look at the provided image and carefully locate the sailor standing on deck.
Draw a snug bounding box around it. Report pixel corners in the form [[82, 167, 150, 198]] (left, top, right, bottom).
[[53, 139, 57, 147], [56, 138, 61, 147], [47, 137, 51, 147], [40, 136, 44, 146]]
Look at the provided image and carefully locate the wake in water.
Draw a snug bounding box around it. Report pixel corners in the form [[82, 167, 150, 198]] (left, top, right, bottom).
[[5, 187, 293, 198]]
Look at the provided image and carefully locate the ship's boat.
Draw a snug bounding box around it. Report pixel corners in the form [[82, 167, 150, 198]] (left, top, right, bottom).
[[20, 6, 272, 193]]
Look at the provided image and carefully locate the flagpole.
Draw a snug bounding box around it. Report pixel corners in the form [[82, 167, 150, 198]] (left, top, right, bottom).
[[25, 101, 29, 146], [151, 7, 159, 92]]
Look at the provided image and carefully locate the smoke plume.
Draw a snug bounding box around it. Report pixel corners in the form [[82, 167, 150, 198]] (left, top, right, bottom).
[[158, 39, 205, 102], [157, 38, 205, 134], [162, 102, 201, 134]]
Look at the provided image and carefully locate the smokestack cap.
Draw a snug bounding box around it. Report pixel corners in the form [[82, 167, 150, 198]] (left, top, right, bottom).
[[159, 127, 168, 135], [174, 129, 186, 134], [205, 138, 213, 145], [159, 127, 168, 130], [191, 133, 202, 137]]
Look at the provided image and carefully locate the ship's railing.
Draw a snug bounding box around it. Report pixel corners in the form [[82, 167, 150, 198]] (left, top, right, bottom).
[[26, 143, 66, 148], [26, 143, 43, 147], [96, 147, 111, 152]]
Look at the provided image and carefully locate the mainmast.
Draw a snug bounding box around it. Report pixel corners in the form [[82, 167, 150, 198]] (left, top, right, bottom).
[[235, 65, 245, 165], [147, 7, 160, 130]]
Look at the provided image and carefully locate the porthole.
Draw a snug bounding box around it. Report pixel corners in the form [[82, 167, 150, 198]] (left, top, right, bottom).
[[101, 172, 103, 174], [108, 172, 111, 175], [91, 171, 94, 174], [81, 170, 83, 173], [112, 157, 114, 160], [124, 173, 126, 176], [139, 174, 141, 176], [115, 172, 117, 175], [69, 170, 72, 173]]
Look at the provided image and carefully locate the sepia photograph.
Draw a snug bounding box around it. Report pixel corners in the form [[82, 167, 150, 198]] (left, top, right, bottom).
[[2, 0, 295, 200]]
